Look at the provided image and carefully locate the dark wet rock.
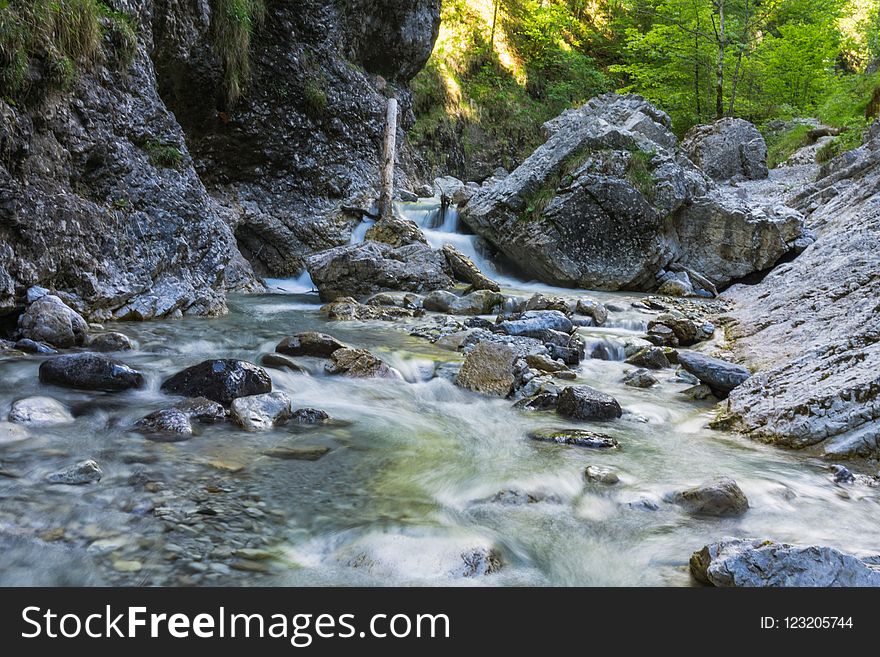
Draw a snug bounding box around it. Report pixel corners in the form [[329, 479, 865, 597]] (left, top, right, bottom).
[[8, 396, 74, 426], [455, 342, 518, 397], [458, 547, 503, 577], [39, 353, 145, 392], [321, 297, 422, 321], [83, 332, 134, 352], [513, 392, 559, 411], [133, 409, 194, 440], [524, 293, 575, 315], [671, 477, 749, 517], [14, 339, 56, 354], [306, 242, 453, 302], [496, 310, 573, 338], [17, 295, 88, 348], [556, 386, 622, 421], [260, 353, 310, 374], [575, 298, 608, 325], [262, 445, 331, 461], [831, 464, 855, 484], [682, 118, 769, 181], [584, 465, 620, 485], [547, 343, 582, 365], [649, 312, 699, 346], [529, 427, 619, 449], [625, 346, 670, 369], [422, 289, 504, 315], [682, 384, 717, 401], [677, 351, 750, 396], [0, 422, 30, 444], [623, 369, 658, 388], [47, 460, 102, 485], [276, 332, 347, 358], [173, 396, 227, 424], [231, 392, 293, 432], [441, 244, 500, 292], [690, 538, 880, 587], [325, 348, 397, 379], [290, 408, 331, 424], [485, 490, 563, 505], [645, 323, 678, 347], [161, 359, 272, 405]]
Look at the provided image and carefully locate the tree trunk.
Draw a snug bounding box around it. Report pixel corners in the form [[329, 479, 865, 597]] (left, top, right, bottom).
[[694, 33, 702, 118], [378, 97, 398, 220], [728, 51, 743, 115], [714, 0, 725, 120], [490, 1, 500, 48]]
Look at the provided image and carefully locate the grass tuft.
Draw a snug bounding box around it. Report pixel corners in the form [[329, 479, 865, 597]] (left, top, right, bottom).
[[211, 0, 265, 107]]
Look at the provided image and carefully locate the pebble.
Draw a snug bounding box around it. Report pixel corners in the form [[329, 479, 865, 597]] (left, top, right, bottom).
[[113, 559, 143, 573]]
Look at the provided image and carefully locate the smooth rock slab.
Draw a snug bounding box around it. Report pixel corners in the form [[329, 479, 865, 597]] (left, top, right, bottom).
[[39, 353, 145, 392], [231, 392, 293, 432], [690, 538, 880, 587], [677, 351, 751, 396], [161, 359, 272, 405], [275, 332, 347, 358], [671, 477, 749, 517], [556, 386, 622, 421], [8, 396, 74, 426], [529, 428, 619, 449], [47, 460, 102, 485]]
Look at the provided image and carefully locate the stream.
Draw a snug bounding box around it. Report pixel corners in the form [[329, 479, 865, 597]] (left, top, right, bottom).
[[0, 199, 878, 586]]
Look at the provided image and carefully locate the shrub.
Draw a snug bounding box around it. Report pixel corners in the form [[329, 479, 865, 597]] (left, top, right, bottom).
[[211, 0, 265, 106], [143, 139, 184, 168]]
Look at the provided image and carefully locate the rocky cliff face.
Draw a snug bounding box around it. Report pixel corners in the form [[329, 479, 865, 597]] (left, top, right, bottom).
[[0, 0, 441, 322], [718, 125, 880, 458]]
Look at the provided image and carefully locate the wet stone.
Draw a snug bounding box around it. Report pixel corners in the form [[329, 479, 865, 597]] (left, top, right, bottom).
[[47, 460, 103, 485], [262, 445, 331, 461], [529, 428, 619, 449]]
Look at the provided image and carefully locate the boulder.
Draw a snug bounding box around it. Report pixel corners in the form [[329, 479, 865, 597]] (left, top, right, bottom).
[[556, 386, 622, 421], [677, 351, 750, 396], [422, 289, 504, 315], [290, 408, 331, 424], [306, 241, 453, 301], [325, 348, 397, 378], [260, 353, 310, 374], [161, 359, 272, 405], [649, 312, 699, 346], [84, 332, 134, 352], [17, 295, 88, 348], [456, 342, 519, 397], [496, 310, 573, 338], [46, 460, 102, 485], [8, 396, 74, 426], [14, 339, 56, 354], [681, 118, 768, 181], [584, 465, 620, 484], [623, 369, 658, 388], [173, 397, 227, 424], [434, 175, 465, 203], [276, 332, 348, 358], [524, 353, 569, 373], [625, 346, 670, 370], [453, 182, 481, 206], [671, 477, 749, 517], [575, 298, 607, 325], [690, 538, 880, 587], [529, 428, 619, 449], [231, 392, 293, 432], [133, 409, 193, 440], [39, 353, 145, 392], [441, 244, 500, 292], [363, 214, 427, 247]]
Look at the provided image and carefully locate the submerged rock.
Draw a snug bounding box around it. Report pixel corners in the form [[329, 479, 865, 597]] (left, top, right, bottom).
[[39, 353, 145, 392], [455, 342, 518, 397], [325, 348, 397, 378], [0, 422, 30, 445], [677, 351, 750, 396], [623, 369, 658, 388], [529, 427, 619, 449], [290, 408, 331, 424], [556, 386, 622, 421], [584, 465, 620, 485], [485, 490, 563, 505], [276, 332, 347, 358], [173, 397, 226, 424], [682, 118, 769, 181], [231, 392, 293, 432], [8, 396, 75, 426], [306, 241, 453, 301], [690, 538, 880, 587], [262, 445, 330, 461], [47, 460, 102, 485], [17, 294, 88, 348], [161, 359, 272, 405], [260, 353, 310, 374], [671, 477, 749, 517], [133, 409, 194, 440]]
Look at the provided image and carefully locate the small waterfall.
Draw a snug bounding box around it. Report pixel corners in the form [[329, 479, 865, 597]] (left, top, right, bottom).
[[350, 218, 375, 244], [583, 336, 627, 361], [264, 270, 316, 294]]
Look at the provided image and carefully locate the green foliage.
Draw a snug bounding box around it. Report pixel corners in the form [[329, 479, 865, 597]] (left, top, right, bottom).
[[211, 0, 265, 107], [765, 123, 811, 168], [143, 139, 184, 169], [625, 149, 656, 200], [0, 0, 137, 100], [303, 78, 328, 117]]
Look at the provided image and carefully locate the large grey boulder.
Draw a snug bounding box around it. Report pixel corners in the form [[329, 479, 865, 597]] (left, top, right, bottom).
[[17, 295, 88, 348], [306, 241, 453, 301], [677, 351, 750, 396], [691, 538, 880, 587], [671, 477, 749, 517], [681, 118, 769, 181], [456, 342, 519, 397], [461, 94, 803, 292]]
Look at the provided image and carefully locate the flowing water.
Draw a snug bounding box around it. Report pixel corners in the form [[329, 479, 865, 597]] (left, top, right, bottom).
[[1, 200, 878, 586]]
